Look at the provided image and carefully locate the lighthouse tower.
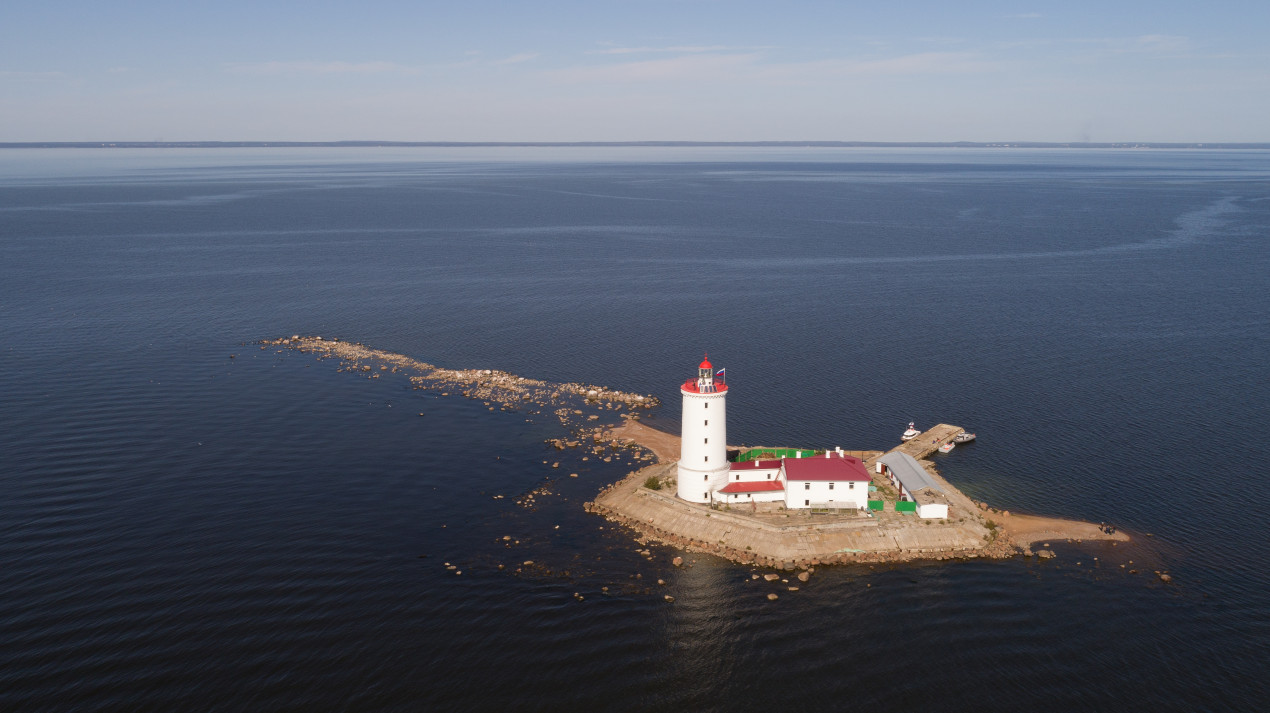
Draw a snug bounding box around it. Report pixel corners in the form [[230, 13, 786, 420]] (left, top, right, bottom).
[[677, 354, 729, 503]]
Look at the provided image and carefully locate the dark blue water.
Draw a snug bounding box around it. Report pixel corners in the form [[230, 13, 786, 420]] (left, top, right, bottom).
[[2, 147, 1268, 711]]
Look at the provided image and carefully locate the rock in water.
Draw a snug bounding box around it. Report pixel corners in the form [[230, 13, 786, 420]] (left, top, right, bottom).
[[797, 571, 810, 583], [672, 556, 684, 567], [767, 593, 779, 601]]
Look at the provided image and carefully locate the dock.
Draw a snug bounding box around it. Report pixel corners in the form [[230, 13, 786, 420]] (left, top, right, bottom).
[[892, 423, 965, 460]]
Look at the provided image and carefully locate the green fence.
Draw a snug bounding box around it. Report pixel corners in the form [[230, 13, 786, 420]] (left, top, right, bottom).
[[736, 447, 816, 462], [895, 501, 917, 513], [868, 500, 884, 511]]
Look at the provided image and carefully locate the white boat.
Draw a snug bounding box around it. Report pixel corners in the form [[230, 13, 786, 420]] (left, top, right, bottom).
[[953, 431, 976, 444], [938, 442, 955, 453], [901, 422, 920, 441]]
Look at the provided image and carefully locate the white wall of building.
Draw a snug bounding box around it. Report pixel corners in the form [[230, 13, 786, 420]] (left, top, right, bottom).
[[726, 465, 780, 483], [721, 489, 785, 505], [677, 389, 728, 503], [917, 502, 948, 519], [783, 479, 868, 510]]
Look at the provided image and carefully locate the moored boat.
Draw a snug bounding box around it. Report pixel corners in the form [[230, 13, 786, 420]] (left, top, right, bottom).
[[901, 422, 920, 441], [953, 431, 976, 444], [938, 442, 955, 453]]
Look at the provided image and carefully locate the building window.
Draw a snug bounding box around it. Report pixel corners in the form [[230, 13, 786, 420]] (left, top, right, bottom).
[[804, 483, 810, 490], [704, 456, 708, 463], [704, 492, 708, 499], [735, 474, 740, 481], [704, 403, 708, 409], [829, 482, 835, 490], [804, 499, 809, 506], [849, 482, 855, 489], [704, 420, 708, 426], [704, 475, 708, 481], [766, 473, 771, 480], [704, 438, 708, 444]]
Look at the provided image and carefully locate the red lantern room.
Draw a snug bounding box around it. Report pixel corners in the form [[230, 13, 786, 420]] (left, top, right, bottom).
[[684, 353, 726, 394]]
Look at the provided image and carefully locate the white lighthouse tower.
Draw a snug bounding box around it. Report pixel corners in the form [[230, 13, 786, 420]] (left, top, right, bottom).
[[677, 354, 729, 503]]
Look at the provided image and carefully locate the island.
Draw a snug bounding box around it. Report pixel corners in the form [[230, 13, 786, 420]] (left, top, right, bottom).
[[264, 336, 1128, 569], [585, 357, 1128, 568]]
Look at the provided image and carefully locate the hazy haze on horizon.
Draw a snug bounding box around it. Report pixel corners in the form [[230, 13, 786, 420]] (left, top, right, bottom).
[[2, 0, 1266, 143]]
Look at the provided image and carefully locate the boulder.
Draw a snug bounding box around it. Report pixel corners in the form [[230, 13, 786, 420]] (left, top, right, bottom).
[[672, 556, 684, 567], [767, 593, 779, 601], [797, 571, 810, 583], [1037, 550, 1055, 559]]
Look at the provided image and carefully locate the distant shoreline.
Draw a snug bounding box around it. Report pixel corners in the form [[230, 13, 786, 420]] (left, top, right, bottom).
[[3, 140, 1269, 150]]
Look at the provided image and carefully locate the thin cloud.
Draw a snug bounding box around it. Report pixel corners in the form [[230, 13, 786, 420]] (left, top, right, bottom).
[[589, 45, 770, 55], [1067, 34, 1192, 54], [1007, 13, 1044, 19], [552, 53, 762, 83], [225, 61, 412, 75], [765, 52, 996, 79], [552, 50, 995, 85], [0, 70, 68, 81], [491, 52, 540, 65]]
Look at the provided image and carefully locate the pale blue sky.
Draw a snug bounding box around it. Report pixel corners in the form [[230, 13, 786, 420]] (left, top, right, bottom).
[[2, 1, 1266, 142]]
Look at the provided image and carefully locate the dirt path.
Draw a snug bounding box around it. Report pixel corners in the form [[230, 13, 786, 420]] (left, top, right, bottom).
[[609, 418, 681, 463]]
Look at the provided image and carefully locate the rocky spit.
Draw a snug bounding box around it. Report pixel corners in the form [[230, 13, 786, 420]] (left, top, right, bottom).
[[268, 336, 1141, 574], [263, 336, 659, 428]]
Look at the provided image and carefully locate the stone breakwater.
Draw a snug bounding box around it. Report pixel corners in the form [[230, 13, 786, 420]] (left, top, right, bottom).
[[262, 336, 659, 427], [587, 420, 1130, 566], [585, 463, 1018, 568]]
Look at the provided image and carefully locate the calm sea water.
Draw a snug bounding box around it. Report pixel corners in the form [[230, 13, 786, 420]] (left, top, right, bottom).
[[2, 147, 1268, 711]]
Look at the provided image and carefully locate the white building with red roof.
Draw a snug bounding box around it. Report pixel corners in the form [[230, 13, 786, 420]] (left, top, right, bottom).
[[676, 356, 871, 511], [718, 459, 784, 504], [782, 451, 871, 510]]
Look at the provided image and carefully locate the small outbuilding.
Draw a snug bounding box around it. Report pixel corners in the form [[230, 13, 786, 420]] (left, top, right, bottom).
[[877, 451, 950, 519]]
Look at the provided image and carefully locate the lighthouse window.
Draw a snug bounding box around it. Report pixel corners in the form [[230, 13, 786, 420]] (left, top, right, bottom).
[[704, 456, 708, 462], [704, 420, 708, 426], [704, 403, 708, 409], [703, 438, 708, 444], [704, 475, 709, 481]]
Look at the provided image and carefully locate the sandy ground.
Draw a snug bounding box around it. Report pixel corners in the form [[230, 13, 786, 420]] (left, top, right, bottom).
[[609, 418, 681, 463], [995, 511, 1130, 548]]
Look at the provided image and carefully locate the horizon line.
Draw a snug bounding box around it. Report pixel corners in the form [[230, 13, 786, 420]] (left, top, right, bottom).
[[3, 140, 1269, 150]]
